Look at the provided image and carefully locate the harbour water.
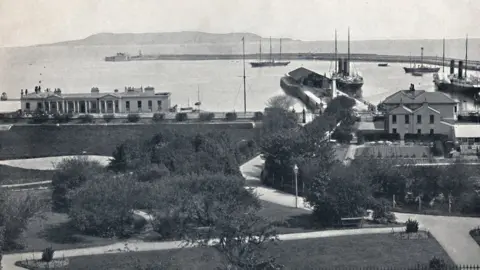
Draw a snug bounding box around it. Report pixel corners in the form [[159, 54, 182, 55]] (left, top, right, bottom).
[[1, 46, 480, 113]]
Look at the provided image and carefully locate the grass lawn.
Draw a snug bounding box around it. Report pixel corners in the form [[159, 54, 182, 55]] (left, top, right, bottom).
[[0, 124, 260, 160], [0, 164, 54, 185], [66, 233, 453, 270]]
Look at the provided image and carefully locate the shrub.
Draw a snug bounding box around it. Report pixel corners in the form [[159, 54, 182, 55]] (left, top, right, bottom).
[[31, 111, 49, 124], [53, 113, 71, 123], [199, 112, 215, 122], [136, 164, 170, 182], [429, 256, 447, 270], [175, 112, 188, 122], [51, 157, 105, 213], [253, 111, 264, 121], [152, 113, 165, 122], [432, 140, 445, 157], [127, 113, 140, 123], [405, 218, 419, 233], [225, 112, 237, 121], [41, 247, 55, 262], [78, 114, 94, 123], [103, 114, 115, 123]]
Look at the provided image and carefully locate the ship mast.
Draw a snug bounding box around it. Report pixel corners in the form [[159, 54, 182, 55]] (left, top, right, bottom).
[[442, 38, 445, 73], [279, 38, 282, 61], [420, 47, 424, 67], [347, 27, 350, 76], [259, 39, 262, 62], [334, 29, 338, 74], [465, 34, 468, 78], [269, 36, 273, 62], [242, 37, 247, 114]]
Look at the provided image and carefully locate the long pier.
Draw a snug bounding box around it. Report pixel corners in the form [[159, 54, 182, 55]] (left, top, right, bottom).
[[107, 53, 480, 71]]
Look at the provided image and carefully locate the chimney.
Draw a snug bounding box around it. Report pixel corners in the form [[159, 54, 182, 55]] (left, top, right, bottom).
[[343, 59, 349, 76], [338, 58, 343, 74], [450, 60, 455, 75], [458, 61, 463, 79]]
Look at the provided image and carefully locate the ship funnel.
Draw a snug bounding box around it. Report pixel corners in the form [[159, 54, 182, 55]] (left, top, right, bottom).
[[343, 59, 349, 76], [338, 58, 343, 74], [458, 61, 463, 79], [450, 60, 455, 75]]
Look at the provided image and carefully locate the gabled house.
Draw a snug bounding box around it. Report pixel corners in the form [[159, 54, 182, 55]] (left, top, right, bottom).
[[379, 85, 457, 139]]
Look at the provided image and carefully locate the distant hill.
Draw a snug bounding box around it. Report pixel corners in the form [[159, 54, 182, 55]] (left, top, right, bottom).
[[40, 31, 294, 46]]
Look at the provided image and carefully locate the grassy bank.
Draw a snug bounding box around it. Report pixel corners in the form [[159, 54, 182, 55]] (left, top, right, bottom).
[[65, 233, 452, 270], [0, 165, 54, 185], [0, 124, 260, 160]]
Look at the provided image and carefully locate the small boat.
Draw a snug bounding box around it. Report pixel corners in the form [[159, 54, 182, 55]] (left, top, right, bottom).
[[378, 63, 389, 67], [412, 71, 423, 77], [1, 92, 7, 101]]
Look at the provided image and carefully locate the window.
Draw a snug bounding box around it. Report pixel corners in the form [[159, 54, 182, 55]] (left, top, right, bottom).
[[405, 115, 409, 124], [417, 129, 421, 134], [455, 106, 457, 113], [37, 102, 42, 109], [430, 115, 434, 124], [417, 115, 422, 124], [157, 100, 162, 111], [392, 115, 397, 124], [430, 129, 434, 135], [148, 100, 153, 111], [26, 103, 30, 110], [392, 128, 397, 134], [137, 100, 142, 109], [125, 101, 130, 111]]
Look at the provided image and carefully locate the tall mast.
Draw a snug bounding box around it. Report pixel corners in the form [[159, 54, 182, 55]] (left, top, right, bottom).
[[279, 38, 282, 61], [409, 52, 412, 68], [420, 47, 424, 67], [347, 27, 351, 70], [465, 34, 468, 78], [442, 38, 445, 73], [334, 29, 338, 73], [259, 39, 262, 62], [242, 37, 247, 114], [269, 36, 273, 62]]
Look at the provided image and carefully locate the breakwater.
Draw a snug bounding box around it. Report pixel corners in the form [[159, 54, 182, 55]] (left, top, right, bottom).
[[107, 53, 480, 71]]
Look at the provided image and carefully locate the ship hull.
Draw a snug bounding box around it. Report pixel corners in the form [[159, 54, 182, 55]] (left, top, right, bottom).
[[250, 61, 290, 68], [434, 81, 480, 93], [404, 67, 440, 73], [336, 80, 364, 98]]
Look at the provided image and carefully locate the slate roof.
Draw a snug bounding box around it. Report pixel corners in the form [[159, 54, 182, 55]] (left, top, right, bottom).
[[21, 91, 171, 100], [382, 89, 457, 105], [287, 67, 328, 81]]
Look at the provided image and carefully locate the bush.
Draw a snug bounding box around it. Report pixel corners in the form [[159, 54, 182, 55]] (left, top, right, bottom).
[[331, 129, 353, 143], [252, 111, 264, 121], [103, 114, 115, 123], [68, 173, 144, 238], [53, 113, 71, 123], [225, 112, 237, 121], [41, 247, 55, 262], [152, 113, 165, 122], [136, 164, 170, 182], [199, 112, 214, 122], [127, 113, 140, 123], [79, 114, 94, 123], [51, 157, 105, 213], [31, 111, 49, 124], [405, 218, 419, 233], [175, 112, 188, 122], [429, 256, 447, 270], [432, 140, 445, 157]]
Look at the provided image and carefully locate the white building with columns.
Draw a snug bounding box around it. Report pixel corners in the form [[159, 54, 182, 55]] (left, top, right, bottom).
[[20, 86, 171, 114]]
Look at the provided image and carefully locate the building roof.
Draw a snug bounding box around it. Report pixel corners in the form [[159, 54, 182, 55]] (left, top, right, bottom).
[[287, 67, 327, 81], [454, 124, 480, 138], [389, 105, 412, 115], [21, 90, 171, 100], [382, 89, 457, 105], [357, 120, 385, 131]]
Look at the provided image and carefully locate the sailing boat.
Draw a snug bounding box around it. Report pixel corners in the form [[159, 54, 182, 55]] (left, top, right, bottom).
[[194, 86, 201, 111], [403, 47, 440, 73], [250, 37, 290, 68], [334, 28, 364, 97], [435, 35, 480, 93]]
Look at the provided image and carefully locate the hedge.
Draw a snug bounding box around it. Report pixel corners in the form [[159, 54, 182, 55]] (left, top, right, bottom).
[[103, 114, 115, 123], [225, 112, 237, 121], [199, 112, 214, 122], [252, 111, 263, 121], [152, 113, 165, 122], [175, 112, 188, 122], [404, 133, 448, 142], [356, 131, 400, 142], [127, 113, 140, 123]]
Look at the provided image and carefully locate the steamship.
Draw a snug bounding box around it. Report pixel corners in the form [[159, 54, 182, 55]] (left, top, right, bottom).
[[434, 36, 480, 93], [332, 28, 364, 97], [404, 47, 440, 74], [250, 37, 290, 68]]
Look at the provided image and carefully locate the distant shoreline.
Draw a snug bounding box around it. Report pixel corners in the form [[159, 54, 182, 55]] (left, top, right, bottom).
[[105, 53, 480, 70]]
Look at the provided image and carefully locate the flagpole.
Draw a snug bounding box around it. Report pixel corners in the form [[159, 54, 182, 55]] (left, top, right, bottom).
[[242, 37, 247, 114]]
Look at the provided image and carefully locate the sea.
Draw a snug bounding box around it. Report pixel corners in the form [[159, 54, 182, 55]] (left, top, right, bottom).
[[1, 44, 480, 113]]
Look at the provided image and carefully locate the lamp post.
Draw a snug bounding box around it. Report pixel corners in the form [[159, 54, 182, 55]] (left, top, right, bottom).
[[293, 164, 299, 208]]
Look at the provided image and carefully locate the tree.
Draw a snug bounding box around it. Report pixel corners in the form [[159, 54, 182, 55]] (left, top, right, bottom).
[[266, 95, 296, 111], [261, 107, 298, 135], [51, 156, 105, 212], [67, 173, 146, 237], [0, 189, 44, 251], [153, 173, 282, 269]]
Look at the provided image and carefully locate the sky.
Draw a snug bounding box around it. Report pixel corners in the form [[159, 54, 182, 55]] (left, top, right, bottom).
[[0, 0, 479, 47]]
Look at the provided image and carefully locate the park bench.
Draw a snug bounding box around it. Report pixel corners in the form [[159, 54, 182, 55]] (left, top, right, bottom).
[[340, 217, 364, 228]]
